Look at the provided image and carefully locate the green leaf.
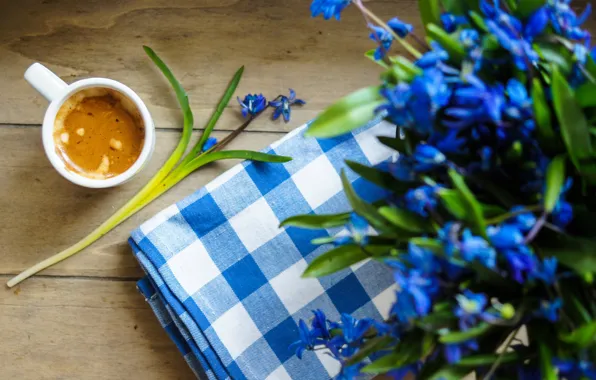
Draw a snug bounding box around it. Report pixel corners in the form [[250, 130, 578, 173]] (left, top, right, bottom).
[[560, 321, 596, 347], [534, 43, 573, 75], [341, 170, 390, 232], [365, 49, 389, 69], [378, 206, 433, 233], [410, 237, 444, 255], [447, 169, 488, 238], [538, 343, 557, 380], [570, 296, 592, 324], [280, 213, 350, 229], [438, 189, 468, 220], [361, 351, 401, 374], [389, 56, 422, 82], [541, 235, 596, 275], [310, 236, 337, 245], [439, 323, 492, 344], [184, 150, 291, 173], [345, 160, 411, 194], [192, 66, 244, 157], [377, 135, 407, 152], [544, 155, 566, 213], [345, 336, 394, 366], [469, 11, 488, 32], [418, 0, 441, 34], [306, 87, 383, 138], [456, 351, 520, 367], [303, 244, 368, 278], [531, 79, 557, 151], [516, 0, 546, 17], [575, 82, 596, 108], [426, 367, 470, 380], [143, 46, 195, 180], [427, 24, 465, 63], [552, 67, 594, 172]]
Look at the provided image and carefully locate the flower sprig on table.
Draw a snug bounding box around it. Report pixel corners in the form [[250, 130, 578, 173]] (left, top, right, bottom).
[[284, 0, 596, 378], [7, 47, 304, 287]]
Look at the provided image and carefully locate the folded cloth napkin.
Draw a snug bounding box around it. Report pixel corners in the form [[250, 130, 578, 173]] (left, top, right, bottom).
[[130, 117, 398, 380]]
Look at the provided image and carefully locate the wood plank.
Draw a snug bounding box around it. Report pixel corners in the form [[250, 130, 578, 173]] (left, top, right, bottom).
[[0, 275, 194, 379], [0, 0, 413, 131], [0, 126, 285, 278]]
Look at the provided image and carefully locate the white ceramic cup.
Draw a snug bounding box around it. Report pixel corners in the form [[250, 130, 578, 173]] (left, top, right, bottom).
[[24, 63, 155, 188]]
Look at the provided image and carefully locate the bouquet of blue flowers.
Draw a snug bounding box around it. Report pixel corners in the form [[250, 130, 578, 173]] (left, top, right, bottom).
[[283, 0, 596, 378]]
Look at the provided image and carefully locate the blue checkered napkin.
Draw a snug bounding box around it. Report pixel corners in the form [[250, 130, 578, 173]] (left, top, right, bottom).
[[130, 118, 399, 380]]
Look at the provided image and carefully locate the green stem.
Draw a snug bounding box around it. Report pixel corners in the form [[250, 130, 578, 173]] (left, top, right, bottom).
[[353, 1, 422, 59]]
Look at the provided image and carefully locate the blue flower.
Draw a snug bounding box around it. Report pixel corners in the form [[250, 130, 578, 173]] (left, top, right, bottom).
[[201, 137, 217, 152], [454, 290, 497, 330], [551, 178, 574, 228], [369, 25, 393, 60], [444, 340, 479, 364], [531, 257, 558, 285], [412, 144, 446, 171], [438, 222, 460, 257], [328, 314, 373, 357], [269, 89, 306, 122], [487, 224, 524, 249], [460, 29, 480, 49], [524, 7, 549, 39], [405, 243, 441, 275], [393, 269, 438, 321], [509, 206, 537, 233], [311, 309, 331, 339], [310, 0, 350, 20], [503, 246, 538, 283], [460, 229, 497, 269], [347, 213, 369, 245], [378, 83, 413, 127], [553, 200, 573, 228], [428, 130, 467, 154], [553, 358, 596, 380], [409, 68, 451, 133], [416, 42, 450, 69], [237, 94, 267, 118], [404, 185, 440, 217], [289, 320, 320, 359], [536, 298, 562, 322], [388, 155, 416, 182], [441, 13, 468, 33], [387, 17, 413, 38]]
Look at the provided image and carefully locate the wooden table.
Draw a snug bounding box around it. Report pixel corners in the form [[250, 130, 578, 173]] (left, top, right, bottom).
[[0, 1, 416, 378]]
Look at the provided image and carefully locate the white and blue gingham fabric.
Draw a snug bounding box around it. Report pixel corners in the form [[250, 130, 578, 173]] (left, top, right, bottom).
[[129, 118, 398, 380]]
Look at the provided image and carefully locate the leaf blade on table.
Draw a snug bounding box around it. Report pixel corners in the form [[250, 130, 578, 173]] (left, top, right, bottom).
[[192, 66, 244, 156]]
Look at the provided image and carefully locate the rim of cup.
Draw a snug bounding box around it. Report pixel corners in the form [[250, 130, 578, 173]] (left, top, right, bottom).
[[41, 78, 155, 188]]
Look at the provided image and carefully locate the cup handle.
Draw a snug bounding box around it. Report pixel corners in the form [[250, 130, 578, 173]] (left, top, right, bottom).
[[24, 63, 68, 102]]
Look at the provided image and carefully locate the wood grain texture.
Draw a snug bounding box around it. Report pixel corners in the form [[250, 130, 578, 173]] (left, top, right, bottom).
[[0, 0, 414, 131], [0, 126, 286, 278], [1, 275, 195, 379]]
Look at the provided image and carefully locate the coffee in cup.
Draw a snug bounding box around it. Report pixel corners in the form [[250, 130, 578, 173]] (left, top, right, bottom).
[[53, 88, 145, 179]]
